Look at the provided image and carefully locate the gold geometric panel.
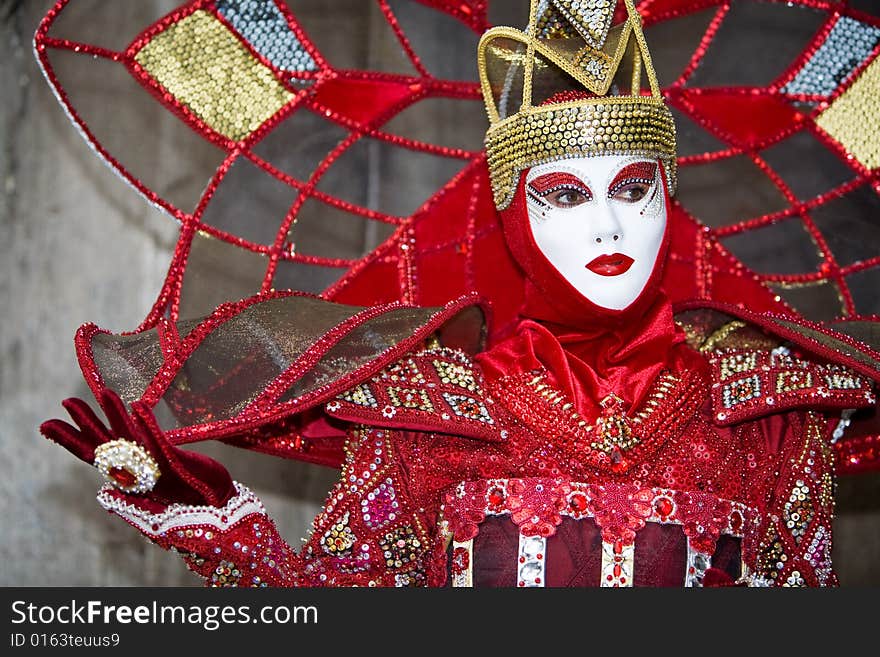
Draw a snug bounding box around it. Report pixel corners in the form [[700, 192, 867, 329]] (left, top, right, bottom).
[[134, 10, 294, 142], [816, 57, 880, 170]]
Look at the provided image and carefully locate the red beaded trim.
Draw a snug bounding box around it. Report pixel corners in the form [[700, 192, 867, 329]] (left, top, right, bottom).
[[443, 478, 753, 554]]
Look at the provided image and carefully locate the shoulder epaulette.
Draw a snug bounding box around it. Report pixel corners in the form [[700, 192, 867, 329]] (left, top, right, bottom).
[[325, 347, 507, 442], [707, 347, 875, 426]]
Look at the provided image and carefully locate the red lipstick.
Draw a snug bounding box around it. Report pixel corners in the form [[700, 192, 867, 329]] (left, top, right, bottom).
[[586, 253, 634, 276]]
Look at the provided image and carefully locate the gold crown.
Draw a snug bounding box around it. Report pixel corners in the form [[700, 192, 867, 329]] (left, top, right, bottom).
[[479, 0, 677, 209]]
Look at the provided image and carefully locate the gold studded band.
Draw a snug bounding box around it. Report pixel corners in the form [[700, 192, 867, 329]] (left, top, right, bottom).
[[485, 96, 677, 210]]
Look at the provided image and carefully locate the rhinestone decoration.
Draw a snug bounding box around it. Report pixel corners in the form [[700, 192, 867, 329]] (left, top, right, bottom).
[[721, 375, 761, 409], [134, 10, 294, 141], [816, 57, 880, 170], [394, 570, 426, 587], [441, 392, 494, 424], [591, 394, 639, 457], [685, 540, 712, 587], [451, 540, 474, 587], [210, 559, 242, 586], [432, 359, 479, 392], [776, 370, 812, 393], [517, 534, 547, 587], [339, 383, 378, 408], [758, 534, 787, 583], [710, 348, 873, 424], [601, 539, 634, 587], [321, 512, 356, 556], [783, 479, 814, 544], [93, 439, 160, 494], [550, 0, 616, 50], [387, 387, 434, 412], [719, 352, 758, 380], [505, 370, 695, 468], [381, 358, 426, 385], [824, 371, 863, 390], [380, 525, 422, 569], [360, 479, 399, 530], [216, 0, 317, 73], [535, 0, 580, 39], [783, 570, 806, 587], [783, 17, 880, 97], [807, 525, 833, 586]]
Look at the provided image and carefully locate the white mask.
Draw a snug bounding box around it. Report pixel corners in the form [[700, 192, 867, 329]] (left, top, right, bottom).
[[525, 155, 668, 311]]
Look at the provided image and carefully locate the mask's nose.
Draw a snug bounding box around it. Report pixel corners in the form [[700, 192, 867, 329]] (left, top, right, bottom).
[[590, 200, 623, 246]]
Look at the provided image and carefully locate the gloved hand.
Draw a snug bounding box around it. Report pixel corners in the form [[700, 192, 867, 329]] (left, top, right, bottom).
[[40, 389, 235, 508]]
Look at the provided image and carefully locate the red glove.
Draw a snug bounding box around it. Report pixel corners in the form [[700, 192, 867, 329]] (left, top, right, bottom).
[[40, 389, 235, 508]]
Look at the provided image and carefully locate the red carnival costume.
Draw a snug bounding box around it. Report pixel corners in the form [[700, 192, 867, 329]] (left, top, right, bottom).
[[38, 0, 880, 587]]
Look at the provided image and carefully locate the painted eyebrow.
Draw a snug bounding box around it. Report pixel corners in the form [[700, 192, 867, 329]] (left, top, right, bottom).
[[528, 172, 592, 196], [607, 162, 658, 196]]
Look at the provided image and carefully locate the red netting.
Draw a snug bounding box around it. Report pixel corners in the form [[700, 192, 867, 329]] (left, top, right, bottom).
[[34, 0, 880, 472]]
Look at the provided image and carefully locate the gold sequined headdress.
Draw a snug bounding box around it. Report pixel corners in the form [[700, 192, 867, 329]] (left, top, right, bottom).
[[479, 0, 677, 210]]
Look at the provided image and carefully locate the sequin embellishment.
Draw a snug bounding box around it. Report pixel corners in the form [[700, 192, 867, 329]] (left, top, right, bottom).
[[216, 0, 317, 73], [783, 16, 880, 97]]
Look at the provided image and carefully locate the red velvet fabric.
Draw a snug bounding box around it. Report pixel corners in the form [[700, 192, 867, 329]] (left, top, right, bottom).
[[476, 168, 694, 419]]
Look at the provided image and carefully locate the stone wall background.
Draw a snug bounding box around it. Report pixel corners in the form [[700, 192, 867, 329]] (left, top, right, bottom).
[[1, 0, 878, 586]]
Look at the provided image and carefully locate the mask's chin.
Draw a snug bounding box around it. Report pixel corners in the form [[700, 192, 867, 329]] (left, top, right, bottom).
[[578, 276, 643, 311], [561, 255, 659, 311]]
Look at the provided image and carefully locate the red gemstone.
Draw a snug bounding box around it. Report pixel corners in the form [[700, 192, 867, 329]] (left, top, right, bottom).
[[109, 467, 136, 488], [730, 511, 743, 532], [569, 493, 588, 513], [654, 498, 674, 517], [613, 564, 622, 578], [488, 488, 505, 506], [610, 459, 627, 473], [453, 547, 469, 569]]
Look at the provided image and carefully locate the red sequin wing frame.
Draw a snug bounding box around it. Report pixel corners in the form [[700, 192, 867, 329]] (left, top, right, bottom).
[[640, 0, 880, 321], [35, 0, 520, 333]]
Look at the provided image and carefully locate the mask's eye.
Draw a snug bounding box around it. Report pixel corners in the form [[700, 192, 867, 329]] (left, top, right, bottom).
[[610, 182, 650, 203], [546, 187, 592, 208], [528, 172, 593, 210], [607, 162, 658, 204]]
